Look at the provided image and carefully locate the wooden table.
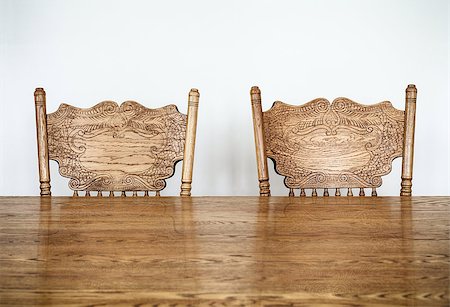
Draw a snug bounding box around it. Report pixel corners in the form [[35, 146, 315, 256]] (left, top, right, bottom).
[[0, 197, 448, 306]]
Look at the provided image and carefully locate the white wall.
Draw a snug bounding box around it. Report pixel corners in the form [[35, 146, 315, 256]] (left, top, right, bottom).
[[1, 0, 449, 196]]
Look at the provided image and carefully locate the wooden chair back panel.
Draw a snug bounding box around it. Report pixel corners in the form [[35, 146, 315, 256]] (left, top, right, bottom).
[[47, 101, 186, 192], [35, 88, 200, 197], [263, 98, 404, 189], [250, 85, 417, 196]]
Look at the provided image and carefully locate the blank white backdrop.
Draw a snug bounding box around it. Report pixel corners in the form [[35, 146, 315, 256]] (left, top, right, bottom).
[[0, 0, 449, 196]]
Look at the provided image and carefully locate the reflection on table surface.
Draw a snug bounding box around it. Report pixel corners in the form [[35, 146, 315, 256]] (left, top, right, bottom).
[[0, 196, 449, 305]]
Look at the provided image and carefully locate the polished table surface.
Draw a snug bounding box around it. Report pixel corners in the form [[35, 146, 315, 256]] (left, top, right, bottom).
[[0, 196, 449, 306]]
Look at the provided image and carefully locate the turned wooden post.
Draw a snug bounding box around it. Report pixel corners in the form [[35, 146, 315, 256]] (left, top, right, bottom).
[[180, 89, 200, 196], [250, 86, 270, 196], [34, 88, 51, 196], [401, 84, 417, 196]]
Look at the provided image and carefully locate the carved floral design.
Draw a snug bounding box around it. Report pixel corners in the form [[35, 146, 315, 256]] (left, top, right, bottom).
[[47, 101, 186, 191], [263, 98, 405, 188]]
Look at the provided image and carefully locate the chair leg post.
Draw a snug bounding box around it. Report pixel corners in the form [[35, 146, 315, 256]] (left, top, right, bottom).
[[34, 88, 51, 196], [180, 89, 200, 197], [401, 84, 417, 196], [251, 86, 270, 197]]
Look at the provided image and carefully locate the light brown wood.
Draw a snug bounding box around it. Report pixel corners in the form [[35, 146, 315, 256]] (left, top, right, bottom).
[[0, 196, 448, 306], [46, 101, 186, 193], [34, 88, 51, 196], [250, 86, 270, 196], [251, 85, 417, 196], [180, 89, 200, 196], [34, 88, 199, 196], [401, 84, 417, 196]]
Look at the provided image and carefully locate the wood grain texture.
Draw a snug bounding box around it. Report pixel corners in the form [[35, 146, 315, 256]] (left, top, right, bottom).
[[264, 97, 404, 188], [180, 89, 200, 196], [251, 85, 417, 196], [34, 88, 51, 196], [401, 85, 417, 196], [35, 88, 199, 196], [250, 86, 270, 196], [0, 196, 448, 306]]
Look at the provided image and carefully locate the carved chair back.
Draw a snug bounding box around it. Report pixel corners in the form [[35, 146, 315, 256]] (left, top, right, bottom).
[[250, 85, 416, 197], [35, 88, 199, 197]]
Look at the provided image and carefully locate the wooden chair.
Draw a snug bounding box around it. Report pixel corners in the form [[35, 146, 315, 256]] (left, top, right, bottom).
[[35, 88, 199, 197], [250, 85, 417, 197]]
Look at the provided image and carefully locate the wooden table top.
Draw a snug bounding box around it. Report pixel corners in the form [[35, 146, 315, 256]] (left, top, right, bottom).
[[0, 196, 449, 306]]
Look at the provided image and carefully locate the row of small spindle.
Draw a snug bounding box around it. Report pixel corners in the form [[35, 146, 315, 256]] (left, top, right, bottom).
[[73, 191, 161, 197], [288, 188, 377, 197]]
